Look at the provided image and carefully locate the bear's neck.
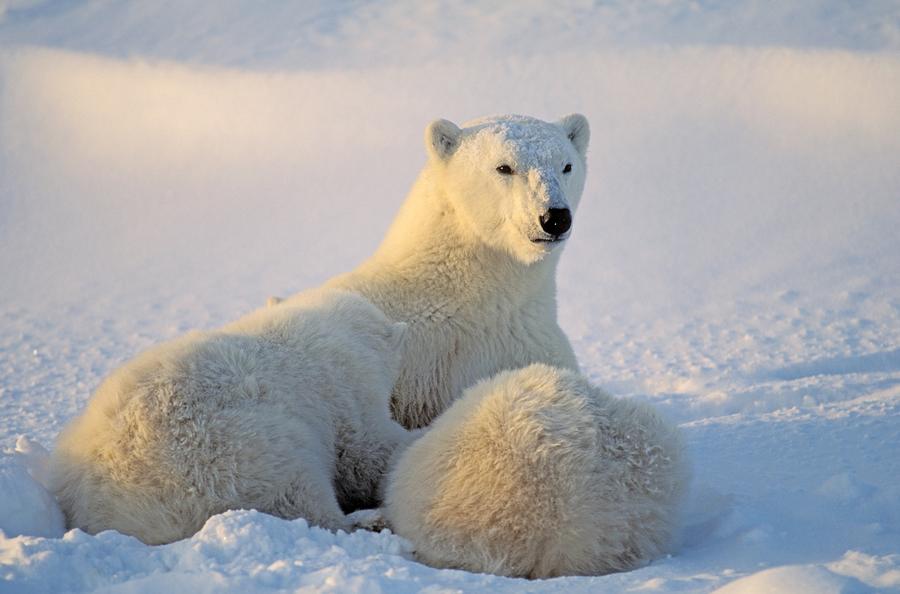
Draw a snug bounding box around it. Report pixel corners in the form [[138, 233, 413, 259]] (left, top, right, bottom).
[[361, 171, 560, 308]]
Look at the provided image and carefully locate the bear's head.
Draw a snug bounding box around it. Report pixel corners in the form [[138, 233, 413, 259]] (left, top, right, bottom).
[[425, 114, 589, 264]]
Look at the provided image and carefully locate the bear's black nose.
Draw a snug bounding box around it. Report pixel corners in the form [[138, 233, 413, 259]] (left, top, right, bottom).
[[539, 208, 572, 236]]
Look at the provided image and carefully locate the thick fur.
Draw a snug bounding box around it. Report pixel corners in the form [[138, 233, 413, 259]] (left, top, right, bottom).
[[383, 364, 689, 578], [321, 114, 591, 429], [50, 289, 412, 545]]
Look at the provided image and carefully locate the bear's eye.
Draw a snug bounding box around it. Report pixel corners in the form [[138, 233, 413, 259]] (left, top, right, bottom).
[[563, 163, 572, 174], [496, 164, 515, 175]]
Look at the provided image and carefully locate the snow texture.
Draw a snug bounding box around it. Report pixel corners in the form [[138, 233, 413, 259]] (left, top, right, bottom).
[[1, 1, 900, 592]]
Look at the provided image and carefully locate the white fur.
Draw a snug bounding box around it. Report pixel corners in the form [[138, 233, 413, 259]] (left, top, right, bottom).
[[324, 114, 591, 428], [50, 289, 412, 545], [384, 364, 689, 578]]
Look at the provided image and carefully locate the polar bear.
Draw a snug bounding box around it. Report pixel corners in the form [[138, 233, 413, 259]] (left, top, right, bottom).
[[316, 114, 591, 429], [50, 289, 412, 545], [383, 364, 688, 578]]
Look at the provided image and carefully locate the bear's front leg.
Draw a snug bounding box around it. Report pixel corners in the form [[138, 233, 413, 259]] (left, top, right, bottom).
[[266, 473, 351, 533]]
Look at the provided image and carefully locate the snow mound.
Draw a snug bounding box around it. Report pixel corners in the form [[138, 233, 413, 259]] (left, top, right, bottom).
[[713, 552, 900, 594], [0, 437, 64, 539], [712, 565, 870, 594], [0, 510, 484, 594]]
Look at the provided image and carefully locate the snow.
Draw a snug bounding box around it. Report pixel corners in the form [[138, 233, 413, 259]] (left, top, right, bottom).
[[0, 437, 64, 539], [2, 0, 900, 66], [711, 563, 874, 594], [1, 1, 900, 592]]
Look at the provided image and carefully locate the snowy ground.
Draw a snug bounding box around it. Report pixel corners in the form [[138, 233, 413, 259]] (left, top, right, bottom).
[[2, 2, 900, 592]]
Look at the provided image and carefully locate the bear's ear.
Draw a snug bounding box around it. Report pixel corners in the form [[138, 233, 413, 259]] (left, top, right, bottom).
[[425, 119, 461, 162], [558, 113, 590, 157]]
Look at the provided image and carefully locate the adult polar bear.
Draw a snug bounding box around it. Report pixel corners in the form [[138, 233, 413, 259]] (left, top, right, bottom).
[[322, 114, 590, 429]]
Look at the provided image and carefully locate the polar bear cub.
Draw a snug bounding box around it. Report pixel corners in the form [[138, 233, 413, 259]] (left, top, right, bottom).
[[384, 364, 688, 578], [50, 289, 411, 545]]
